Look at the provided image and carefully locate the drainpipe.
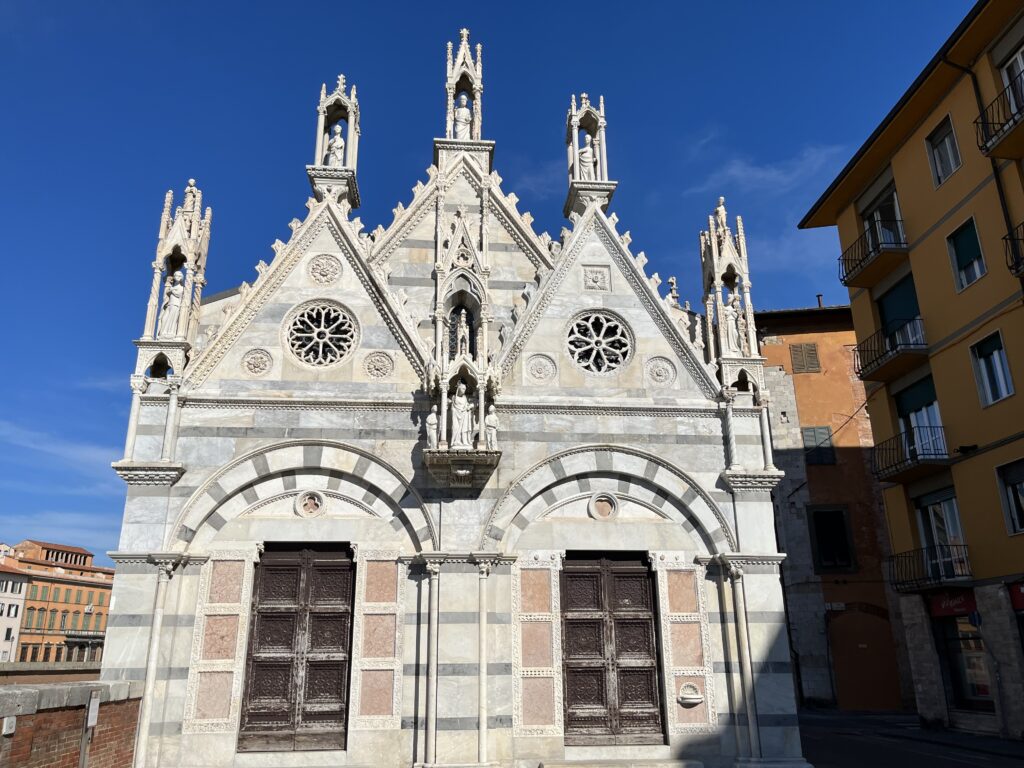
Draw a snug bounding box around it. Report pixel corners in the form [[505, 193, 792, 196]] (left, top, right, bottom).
[[942, 56, 1024, 298]]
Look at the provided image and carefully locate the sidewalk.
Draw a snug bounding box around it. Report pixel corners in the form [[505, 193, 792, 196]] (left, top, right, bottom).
[[800, 709, 1024, 762]]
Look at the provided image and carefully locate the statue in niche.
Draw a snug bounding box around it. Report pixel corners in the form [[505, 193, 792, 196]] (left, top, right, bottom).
[[484, 405, 499, 450], [578, 134, 597, 181], [450, 380, 474, 449], [157, 271, 185, 339], [456, 309, 470, 357], [454, 93, 472, 140], [714, 196, 728, 234], [426, 405, 439, 449], [722, 292, 743, 355], [326, 124, 346, 167]]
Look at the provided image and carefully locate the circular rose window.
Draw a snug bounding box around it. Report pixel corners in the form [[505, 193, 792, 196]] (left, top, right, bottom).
[[286, 301, 358, 367], [566, 311, 633, 374]]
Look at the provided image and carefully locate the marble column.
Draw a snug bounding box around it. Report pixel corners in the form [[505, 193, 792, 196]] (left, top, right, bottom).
[[314, 107, 326, 165], [722, 388, 740, 471], [143, 261, 164, 340], [160, 383, 180, 462], [425, 561, 441, 765], [133, 558, 176, 768], [727, 561, 761, 759], [757, 393, 777, 471], [439, 386, 449, 449], [122, 377, 147, 460]]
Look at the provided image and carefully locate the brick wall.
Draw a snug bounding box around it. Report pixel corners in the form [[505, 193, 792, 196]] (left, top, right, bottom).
[[0, 682, 141, 768]]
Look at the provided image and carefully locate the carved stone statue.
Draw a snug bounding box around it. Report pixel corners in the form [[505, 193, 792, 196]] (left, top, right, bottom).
[[456, 309, 470, 357], [157, 271, 185, 339], [326, 124, 346, 167], [454, 93, 472, 140], [426, 405, 439, 449], [484, 405, 499, 450], [450, 380, 474, 449], [714, 196, 728, 233], [578, 134, 597, 181], [723, 292, 743, 355]]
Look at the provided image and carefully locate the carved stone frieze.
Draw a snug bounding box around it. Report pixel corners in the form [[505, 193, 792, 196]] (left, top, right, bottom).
[[422, 448, 501, 487], [720, 468, 785, 493], [111, 460, 185, 486]]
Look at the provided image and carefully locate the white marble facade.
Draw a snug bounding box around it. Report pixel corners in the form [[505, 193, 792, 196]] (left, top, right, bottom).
[[104, 29, 811, 768]]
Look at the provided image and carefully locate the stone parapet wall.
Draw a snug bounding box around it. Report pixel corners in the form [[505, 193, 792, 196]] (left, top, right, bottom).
[[0, 680, 143, 768]]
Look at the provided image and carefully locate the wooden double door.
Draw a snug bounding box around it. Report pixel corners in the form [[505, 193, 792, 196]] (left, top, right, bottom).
[[560, 553, 666, 745], [238, 545, 355, 751]]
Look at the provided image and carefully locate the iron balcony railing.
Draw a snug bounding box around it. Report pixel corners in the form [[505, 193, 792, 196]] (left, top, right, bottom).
[[975, 69, 1024, 151], [888, 544, 971, 592], [855, 317, 926, 378], [838, 219, 908, 285], [1005, 221, 1024, 278], [872, 425, 948, 479]]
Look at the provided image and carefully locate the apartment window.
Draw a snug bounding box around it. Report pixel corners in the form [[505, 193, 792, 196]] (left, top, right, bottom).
[[790, 343, 821, 373], [802, 426, 837, 465], [26, 607, 35, 627], [862, 185, 905, 250], [1002, 42, 1024, 109], [75, 589, 82, 604], [47, 609, 57, 630], [29, 585, 37, 600], [97, 593, 105, 607], [971, 332, 1013, 405], [916, 490, 968, 580], [947, 219, 986, 290], [8, 604, 18, 618], [82, 614, 92, 631], [29, 645, 38, 662], [87, 591, 94, 604], [809, 507, 854, 572], [35, 609, 45, 629], [59, 611, 68, 630], [927, 117, 961, 185], [40, 586, 48, 601], [4, 628, 11, 641], [999, 459, 1024, 534], [12, 582, 22, 594], [71, 612, 80, 630], [0, 580, 7, 593]]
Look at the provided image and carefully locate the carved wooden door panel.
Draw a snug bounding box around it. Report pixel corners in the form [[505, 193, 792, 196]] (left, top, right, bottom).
[[561, 554, 665, 745], [238, 546, 354, 752]]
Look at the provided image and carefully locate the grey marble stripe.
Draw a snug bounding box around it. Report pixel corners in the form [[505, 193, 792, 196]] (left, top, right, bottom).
[[401, 715, 512, 730], [709, 611, 787, 624], [713, 661, 791, 674], [117, 667, 190, 681], [404, 611, 511, 625], [108, 614, 196, 628], [402, 663, 512, 676], [149, 721, 183, 736]]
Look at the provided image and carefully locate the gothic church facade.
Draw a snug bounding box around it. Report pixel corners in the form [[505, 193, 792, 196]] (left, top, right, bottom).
[[105, 30, 812, 768]]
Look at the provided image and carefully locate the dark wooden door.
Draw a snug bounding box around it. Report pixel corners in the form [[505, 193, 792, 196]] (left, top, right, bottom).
[[238, 545, 354, 752], [561, 553, 665, 745]]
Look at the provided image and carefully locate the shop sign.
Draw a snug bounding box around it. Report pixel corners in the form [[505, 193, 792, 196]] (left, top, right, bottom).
[[928, 589, 976, 617]]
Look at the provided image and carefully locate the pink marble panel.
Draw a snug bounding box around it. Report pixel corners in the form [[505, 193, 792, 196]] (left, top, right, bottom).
[[360, 669, 394, 716], [521, 677, 554, 726], [670, 622, 703, 667], [362, 614, 396, 658], [208, 561, 243, 604], [202, 615, 239, 661], [667, 570, 697, 613], [365, 561, 397, 603], [520, 569, 551, 614], [521, 621, 553, 668], [195, 671, 233, 720]]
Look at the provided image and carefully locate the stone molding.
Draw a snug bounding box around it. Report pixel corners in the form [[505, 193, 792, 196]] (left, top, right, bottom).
[[720, 468, 785, 493], [110, 460, 185, 486]]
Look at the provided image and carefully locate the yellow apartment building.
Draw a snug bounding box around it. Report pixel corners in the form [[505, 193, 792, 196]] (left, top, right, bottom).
[[801, 0, 1024, 738]]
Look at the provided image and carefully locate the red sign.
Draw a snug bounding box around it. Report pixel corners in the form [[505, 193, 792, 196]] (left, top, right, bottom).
[[1010, 582, 1024, 612], [928, 589, 977, 617]]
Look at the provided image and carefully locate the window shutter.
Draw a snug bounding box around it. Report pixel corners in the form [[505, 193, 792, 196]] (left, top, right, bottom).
[[973, 333, 1002, 359], [791, 345, 806, 373], [804, 344, 821, 372], [950, 220, 982, 270], [791, 343, 821, 374]]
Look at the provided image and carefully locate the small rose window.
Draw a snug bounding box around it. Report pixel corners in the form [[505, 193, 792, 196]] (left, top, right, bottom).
[[286, 301, 358, 366], [567, 311, 633, 374]]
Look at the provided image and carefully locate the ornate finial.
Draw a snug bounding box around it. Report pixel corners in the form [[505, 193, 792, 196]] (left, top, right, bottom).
[[336, 74, 346, 93], [599, 95, 605, 114], [570, 93, 577, 112], [580, 92, 590, 109], [460, 28, 470, 42], [320, 83, 326, 101]]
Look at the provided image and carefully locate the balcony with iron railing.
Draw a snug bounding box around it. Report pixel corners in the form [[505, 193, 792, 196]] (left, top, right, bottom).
[[872, 425, 950, 483], [888, 544, 972, 593], [1005, 220, 1024, 278], [838, 219, 908, 287], [975, 70, 1024, 158], [854, 317, 928, 381]]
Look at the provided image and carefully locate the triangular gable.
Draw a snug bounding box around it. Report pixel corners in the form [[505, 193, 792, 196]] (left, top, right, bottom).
[[185, 201, 428, 388], [496, 207, 719, 399]]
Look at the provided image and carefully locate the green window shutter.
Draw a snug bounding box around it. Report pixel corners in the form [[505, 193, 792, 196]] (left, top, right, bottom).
[[791, 345, 805, 373], [895, 376, 937, 417], [791, 344, 821, 374], [804, 344, 821, 372], [950, 220, 982, 270]]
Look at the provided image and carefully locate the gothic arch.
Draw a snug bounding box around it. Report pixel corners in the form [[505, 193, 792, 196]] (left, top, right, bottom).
[[167, 439, 437, 552], [479, 445, 736, 552]]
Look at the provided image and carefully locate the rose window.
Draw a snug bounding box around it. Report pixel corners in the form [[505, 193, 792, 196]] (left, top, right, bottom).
[[286, 302, 358, 366], [566, 311, 633, 374]]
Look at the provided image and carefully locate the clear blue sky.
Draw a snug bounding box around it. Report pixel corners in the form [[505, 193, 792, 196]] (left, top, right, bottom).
[[0, 1, 973, 562]]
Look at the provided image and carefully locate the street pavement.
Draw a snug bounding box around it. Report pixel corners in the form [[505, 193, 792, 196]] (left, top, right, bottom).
[[800, 710, 1024, 767]]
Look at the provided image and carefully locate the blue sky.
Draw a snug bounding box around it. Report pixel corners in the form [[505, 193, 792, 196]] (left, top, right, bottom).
[[0, 1, 972, 562]]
